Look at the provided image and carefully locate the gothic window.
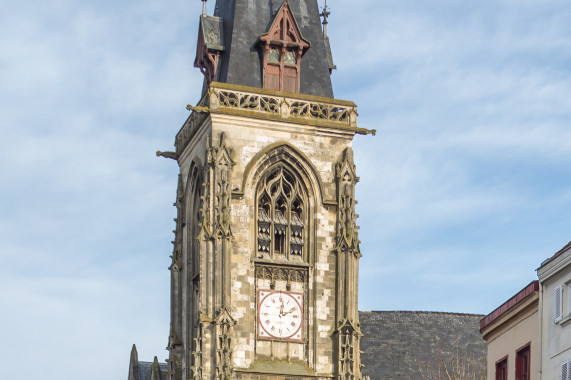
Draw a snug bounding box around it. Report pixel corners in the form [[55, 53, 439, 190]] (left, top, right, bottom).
[[256, 166, 306, 261]]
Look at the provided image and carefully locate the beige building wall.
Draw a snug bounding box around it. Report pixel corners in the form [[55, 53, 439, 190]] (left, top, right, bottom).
[[538, 244, 571, 380], [481, 284, 538, 380]]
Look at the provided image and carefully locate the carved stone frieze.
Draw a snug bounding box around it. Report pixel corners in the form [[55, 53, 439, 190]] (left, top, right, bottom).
[[175, 95, 209, 154], [169, 174, 185, 272], [255, 264, 308, 286], [214, 308, 236, 380], [211, 133, 234, 238], [336, 319, 363, 380], [190, 325, 203, 380], [200, 133, 235, 239], [334, 149, 364, 379], [335, 148, 360, 256], [216, 90, 281, 114], [212, 86, 356, 125], [175, 82, 363, 155], [199, 175, 212, 238]]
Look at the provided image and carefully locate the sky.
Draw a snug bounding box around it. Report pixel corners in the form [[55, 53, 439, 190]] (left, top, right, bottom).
[[1, 0, 570, 379]]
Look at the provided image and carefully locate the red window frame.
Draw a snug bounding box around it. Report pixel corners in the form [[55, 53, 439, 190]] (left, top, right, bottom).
[[516, 344, 531, 380], [496, 356, 508, 380]]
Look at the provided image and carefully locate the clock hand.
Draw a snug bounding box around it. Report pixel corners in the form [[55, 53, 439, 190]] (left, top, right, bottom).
[[282, 307, 297, 316]]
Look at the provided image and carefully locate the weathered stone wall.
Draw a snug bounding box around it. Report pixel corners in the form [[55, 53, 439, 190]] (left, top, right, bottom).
[[210, 113, 354, 376], [234, 373, 331, 380], [173, 108, 359, 379]]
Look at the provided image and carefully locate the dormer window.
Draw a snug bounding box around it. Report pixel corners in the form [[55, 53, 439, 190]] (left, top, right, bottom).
[[194, 15, 225, 88], [258, 1, 310, 93]]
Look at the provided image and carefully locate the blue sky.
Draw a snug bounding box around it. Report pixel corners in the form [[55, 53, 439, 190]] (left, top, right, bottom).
[[1, 0, 570, 379]]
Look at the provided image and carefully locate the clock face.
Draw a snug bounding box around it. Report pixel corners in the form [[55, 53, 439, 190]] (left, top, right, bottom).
[[257, 290, 303, 341]]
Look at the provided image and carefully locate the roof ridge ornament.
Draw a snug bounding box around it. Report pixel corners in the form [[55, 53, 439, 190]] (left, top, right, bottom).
[[320, 0, 331, 37]]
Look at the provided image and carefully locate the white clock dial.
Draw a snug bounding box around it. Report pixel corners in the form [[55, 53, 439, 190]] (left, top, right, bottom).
[[257, 290, 303, 341]]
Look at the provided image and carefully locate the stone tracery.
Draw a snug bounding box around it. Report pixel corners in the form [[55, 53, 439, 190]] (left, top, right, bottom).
[[256, 166, 307, 261]]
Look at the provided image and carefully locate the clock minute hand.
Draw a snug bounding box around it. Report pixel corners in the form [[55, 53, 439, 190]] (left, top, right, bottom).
[[282, 307, 297, 316]]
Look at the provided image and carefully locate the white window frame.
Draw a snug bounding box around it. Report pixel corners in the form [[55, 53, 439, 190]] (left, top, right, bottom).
[[555, 285, 563, 323], [567, 283, 571, 316]]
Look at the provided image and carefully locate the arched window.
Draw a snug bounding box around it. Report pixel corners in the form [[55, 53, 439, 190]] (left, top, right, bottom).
[[256, 166, 306, 262]]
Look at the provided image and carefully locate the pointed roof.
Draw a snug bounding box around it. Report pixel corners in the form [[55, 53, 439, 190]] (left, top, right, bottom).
[[128, 345, 140, 380], [323, 35, 336, 71], [259, 0, 310, 49], [212, 0, 334, 97], [197, 15, 225, 52], [127, 344, 168, 380], [150, 357, 165, 380]]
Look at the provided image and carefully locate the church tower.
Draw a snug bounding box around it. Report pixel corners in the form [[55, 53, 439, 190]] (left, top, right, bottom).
[[160, 1, 375, 379]]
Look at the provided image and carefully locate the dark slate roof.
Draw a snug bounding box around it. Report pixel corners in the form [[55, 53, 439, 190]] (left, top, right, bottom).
[[360, 311, 486, 380], [200, 15, 225, 51], [212, 0, 334, 98], [137, 361, 167, 380]]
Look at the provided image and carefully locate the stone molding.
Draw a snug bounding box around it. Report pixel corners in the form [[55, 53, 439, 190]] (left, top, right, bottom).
[[255, 262, 309, 288], [175, 82, 367, 154]]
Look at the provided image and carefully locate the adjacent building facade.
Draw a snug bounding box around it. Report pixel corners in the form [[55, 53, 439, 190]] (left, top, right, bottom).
[[480, 281, 539, 380], [479, 240, 571, 380], [538, 241, 571, 380]]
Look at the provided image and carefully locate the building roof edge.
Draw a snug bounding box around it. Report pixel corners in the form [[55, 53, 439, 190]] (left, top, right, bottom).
[[479, 280, 539, 332]]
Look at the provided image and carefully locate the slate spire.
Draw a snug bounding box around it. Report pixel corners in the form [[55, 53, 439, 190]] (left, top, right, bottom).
[[320, 0, 330, 37], [320, 0, 336, 73], [194, 0, 335, 98]]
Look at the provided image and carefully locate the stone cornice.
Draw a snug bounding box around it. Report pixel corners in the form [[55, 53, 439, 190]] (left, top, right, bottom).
[[538, 248, 571, 283], [175, 82, 373, 155]]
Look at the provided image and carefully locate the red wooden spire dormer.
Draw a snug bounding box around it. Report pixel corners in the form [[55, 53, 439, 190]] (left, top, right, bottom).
[[194, 14, 225, 87], [258, 1, 311, 93]]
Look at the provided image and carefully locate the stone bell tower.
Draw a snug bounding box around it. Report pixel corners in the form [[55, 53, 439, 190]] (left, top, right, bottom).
[[159, 1, 375, 379]]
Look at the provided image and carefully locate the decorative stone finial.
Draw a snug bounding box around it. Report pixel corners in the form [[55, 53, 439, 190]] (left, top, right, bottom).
[[201, 0, 207, 16], [320, 0, 331, 37]]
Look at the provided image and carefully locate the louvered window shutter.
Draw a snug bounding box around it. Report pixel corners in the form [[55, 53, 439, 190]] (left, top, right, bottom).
[[562, 360, 569, 380], [556, 285, 563, 322], [568, 284, 571, 316]]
